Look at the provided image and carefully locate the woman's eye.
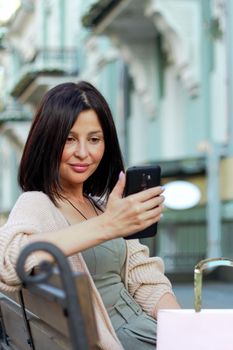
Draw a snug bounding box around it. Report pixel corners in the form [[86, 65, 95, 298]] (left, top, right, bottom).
[[90, 137, 100, 144], [66, 136, 76, 143]]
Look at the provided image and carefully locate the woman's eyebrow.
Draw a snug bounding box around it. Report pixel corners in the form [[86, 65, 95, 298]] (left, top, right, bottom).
[[68, 130, 103, 136], [88, 130, 104, 135]]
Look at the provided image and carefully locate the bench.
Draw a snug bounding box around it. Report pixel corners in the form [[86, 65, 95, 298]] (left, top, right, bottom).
[[0, 242, 99, 350]]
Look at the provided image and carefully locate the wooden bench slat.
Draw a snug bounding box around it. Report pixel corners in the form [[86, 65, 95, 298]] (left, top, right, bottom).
[[0, 299, 32, 350], [1, 298, 72, 349], [0, 271, 99, 349]]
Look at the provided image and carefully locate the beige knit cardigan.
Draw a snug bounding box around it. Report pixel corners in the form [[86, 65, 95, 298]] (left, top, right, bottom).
[[0, 192, 174, 350]]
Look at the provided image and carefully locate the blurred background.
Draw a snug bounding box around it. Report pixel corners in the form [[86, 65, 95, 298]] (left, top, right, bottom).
[[0, 0, 233, 284]]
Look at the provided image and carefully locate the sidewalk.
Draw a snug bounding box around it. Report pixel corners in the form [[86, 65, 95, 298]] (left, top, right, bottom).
[[173, 280, 233, 309]]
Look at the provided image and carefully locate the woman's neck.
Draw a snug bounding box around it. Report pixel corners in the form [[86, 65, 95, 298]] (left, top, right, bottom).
[[60, 186, 86, 203]]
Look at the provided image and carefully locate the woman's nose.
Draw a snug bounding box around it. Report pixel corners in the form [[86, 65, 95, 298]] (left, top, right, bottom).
[[74, 141, 88, 159]]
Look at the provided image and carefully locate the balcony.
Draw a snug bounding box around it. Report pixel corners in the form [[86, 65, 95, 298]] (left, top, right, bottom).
[[82, 0, 156, 40], [10, 48, 79, 105], [0, 99, 32, 124], [82, 0, 200, 97]]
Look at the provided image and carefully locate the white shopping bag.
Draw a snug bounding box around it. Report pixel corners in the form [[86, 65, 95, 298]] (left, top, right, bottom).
[[157, 258, 233, 350]]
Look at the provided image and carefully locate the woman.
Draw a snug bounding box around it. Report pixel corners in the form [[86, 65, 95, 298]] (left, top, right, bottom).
[[0, 81, 180, 349]]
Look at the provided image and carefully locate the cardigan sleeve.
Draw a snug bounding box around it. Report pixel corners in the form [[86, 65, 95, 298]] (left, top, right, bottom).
[[0, 226, 39, 291], [126, 239, 174, 318], [0, 192, 66, 292]]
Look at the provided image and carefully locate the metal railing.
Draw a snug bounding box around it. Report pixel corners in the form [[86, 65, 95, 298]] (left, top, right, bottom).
[[157, 220, 233, 273], [157, 222, 207, 273], [33, 48, 79, 73], [10, 48, 79, 96]]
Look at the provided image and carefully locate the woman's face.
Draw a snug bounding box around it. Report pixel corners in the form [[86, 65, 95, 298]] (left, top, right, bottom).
[[59, 109, 105, 191]]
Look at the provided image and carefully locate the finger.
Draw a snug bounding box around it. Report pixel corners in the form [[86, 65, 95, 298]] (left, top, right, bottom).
[[128, 196, 164, 217], [110, 171, 126, 198], [130, 186, 164, 202], [139, 205, 164, 223], [141, 195, 165, 211], [142, 213, 163, 230], [128, 207, 163, 235]]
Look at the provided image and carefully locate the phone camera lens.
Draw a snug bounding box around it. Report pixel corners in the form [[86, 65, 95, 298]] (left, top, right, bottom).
[[141, 173, 147, 190]]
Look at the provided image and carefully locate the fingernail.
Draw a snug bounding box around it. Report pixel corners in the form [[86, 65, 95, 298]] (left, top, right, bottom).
[[161, 186, 165, 191], [119, 171, 124, 180]]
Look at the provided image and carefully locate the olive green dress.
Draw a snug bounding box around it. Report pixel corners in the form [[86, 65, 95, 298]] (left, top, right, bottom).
[[82, 238, 157, 349]]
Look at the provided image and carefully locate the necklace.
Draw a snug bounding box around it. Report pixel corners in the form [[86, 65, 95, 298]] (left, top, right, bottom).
[[65, 197, 99, 220]]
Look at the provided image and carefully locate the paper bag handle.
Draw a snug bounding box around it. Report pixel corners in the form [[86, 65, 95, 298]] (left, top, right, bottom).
[[194, 257, 233, 312]]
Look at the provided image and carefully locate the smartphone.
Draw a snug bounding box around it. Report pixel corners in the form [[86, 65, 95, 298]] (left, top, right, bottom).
[[124, 165, 161, 240]]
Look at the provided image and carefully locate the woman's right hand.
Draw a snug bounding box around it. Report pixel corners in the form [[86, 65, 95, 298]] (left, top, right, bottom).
[[103, 172, 165, 239]]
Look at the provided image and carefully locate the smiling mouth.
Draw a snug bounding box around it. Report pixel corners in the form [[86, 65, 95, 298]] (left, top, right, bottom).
[[69, 164, 89, 173]]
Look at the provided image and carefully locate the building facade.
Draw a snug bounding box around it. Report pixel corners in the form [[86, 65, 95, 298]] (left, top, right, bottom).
[[1, 0, 233, 274]]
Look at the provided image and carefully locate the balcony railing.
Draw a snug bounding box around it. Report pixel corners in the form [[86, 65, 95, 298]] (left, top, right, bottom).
[[157, 221, 207, 273], [10, 48, 79, 98], [33, 48, 79, 73], [0, 99, 32, 122]]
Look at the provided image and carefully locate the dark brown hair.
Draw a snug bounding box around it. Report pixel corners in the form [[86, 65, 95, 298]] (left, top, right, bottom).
[[18, 81, 124, 204]]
